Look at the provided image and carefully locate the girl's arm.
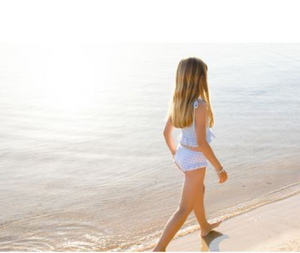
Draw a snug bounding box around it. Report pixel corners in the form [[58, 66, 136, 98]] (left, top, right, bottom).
[[195, 102, 223, 171], [163, 116, 177, 157]]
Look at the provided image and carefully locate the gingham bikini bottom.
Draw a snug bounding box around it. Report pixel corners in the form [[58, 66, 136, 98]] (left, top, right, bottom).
[[174, 143, 208, 173]]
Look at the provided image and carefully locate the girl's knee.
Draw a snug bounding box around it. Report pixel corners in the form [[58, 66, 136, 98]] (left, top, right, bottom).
[[176, 206, 193, 217]]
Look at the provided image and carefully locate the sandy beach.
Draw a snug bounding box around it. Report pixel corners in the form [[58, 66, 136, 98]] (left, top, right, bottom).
[[162, 193, 300, 251]]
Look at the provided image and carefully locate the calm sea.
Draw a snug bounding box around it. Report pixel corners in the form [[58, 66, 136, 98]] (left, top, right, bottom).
[[0, 43, 300, 251]]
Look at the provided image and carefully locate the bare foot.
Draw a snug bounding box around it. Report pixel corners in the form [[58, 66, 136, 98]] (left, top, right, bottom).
[[200, 219, 223, 237]]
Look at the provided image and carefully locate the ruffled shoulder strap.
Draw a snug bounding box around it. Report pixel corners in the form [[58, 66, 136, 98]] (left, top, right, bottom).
[[192, 97, 206, 131]]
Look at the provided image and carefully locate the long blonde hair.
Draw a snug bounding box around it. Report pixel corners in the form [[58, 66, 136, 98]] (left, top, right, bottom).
[[166, 57, 214, 128]]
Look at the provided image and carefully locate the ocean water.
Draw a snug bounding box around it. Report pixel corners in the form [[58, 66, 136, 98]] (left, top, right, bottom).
[[0, 43, 300, 251]]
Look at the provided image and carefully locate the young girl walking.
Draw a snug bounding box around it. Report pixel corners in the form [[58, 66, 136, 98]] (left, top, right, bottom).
[[153, 57, 228, 252]]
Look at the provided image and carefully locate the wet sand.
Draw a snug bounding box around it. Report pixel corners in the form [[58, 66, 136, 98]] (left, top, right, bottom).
[[166, 193, 300, 251]]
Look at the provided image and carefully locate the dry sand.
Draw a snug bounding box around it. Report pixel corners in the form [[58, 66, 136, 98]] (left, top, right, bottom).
[[165, 193, 300, 252]]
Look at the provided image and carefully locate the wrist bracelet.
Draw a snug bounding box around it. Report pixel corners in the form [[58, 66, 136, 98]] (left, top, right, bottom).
[[215, 166, 225, 174]]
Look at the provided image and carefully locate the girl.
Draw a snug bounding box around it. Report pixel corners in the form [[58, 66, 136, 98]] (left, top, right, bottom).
[[153, 57, 228, 252]]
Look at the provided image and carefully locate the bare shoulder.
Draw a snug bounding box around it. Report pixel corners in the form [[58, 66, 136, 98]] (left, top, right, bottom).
[[198, 98, 207, 104], [195, 100, 208, 122], [195, 100, 208, 111]]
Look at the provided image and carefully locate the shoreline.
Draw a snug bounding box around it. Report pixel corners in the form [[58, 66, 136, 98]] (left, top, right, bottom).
[[133, 182, 300, 252], [164, 192, 300, 251]]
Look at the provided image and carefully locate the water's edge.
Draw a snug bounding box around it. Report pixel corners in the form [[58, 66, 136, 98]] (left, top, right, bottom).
[[126, 180, 300, 252]]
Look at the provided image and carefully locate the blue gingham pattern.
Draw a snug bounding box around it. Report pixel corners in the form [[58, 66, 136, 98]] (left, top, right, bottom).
[[173, 143, 208, 172], [176, 97, 216, 147]]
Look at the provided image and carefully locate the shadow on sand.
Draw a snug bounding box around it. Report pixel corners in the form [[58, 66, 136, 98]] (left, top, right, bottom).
[[200, 230, 229, 251]]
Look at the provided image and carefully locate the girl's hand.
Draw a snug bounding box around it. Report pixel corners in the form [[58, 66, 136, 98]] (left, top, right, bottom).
[[171, 150, 177, 157], [216, 167, 228, 183], [171, 150, 176, 160]]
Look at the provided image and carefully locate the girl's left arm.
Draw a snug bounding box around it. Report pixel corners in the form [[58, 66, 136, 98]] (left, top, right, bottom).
[[163, 116, 177, 158]]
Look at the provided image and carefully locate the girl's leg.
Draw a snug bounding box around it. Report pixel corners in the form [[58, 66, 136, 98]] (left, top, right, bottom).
[[153, 168, 206, 251], [193, 174, 210, 228], [193, 180, 223, 237]]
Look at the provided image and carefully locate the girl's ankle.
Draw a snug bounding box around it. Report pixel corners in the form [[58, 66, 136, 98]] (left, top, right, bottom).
[[201, 222, 210, 228]]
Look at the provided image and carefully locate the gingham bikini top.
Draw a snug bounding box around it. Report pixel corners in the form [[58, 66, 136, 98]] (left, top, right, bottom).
[[177, 97, 216, 147]]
